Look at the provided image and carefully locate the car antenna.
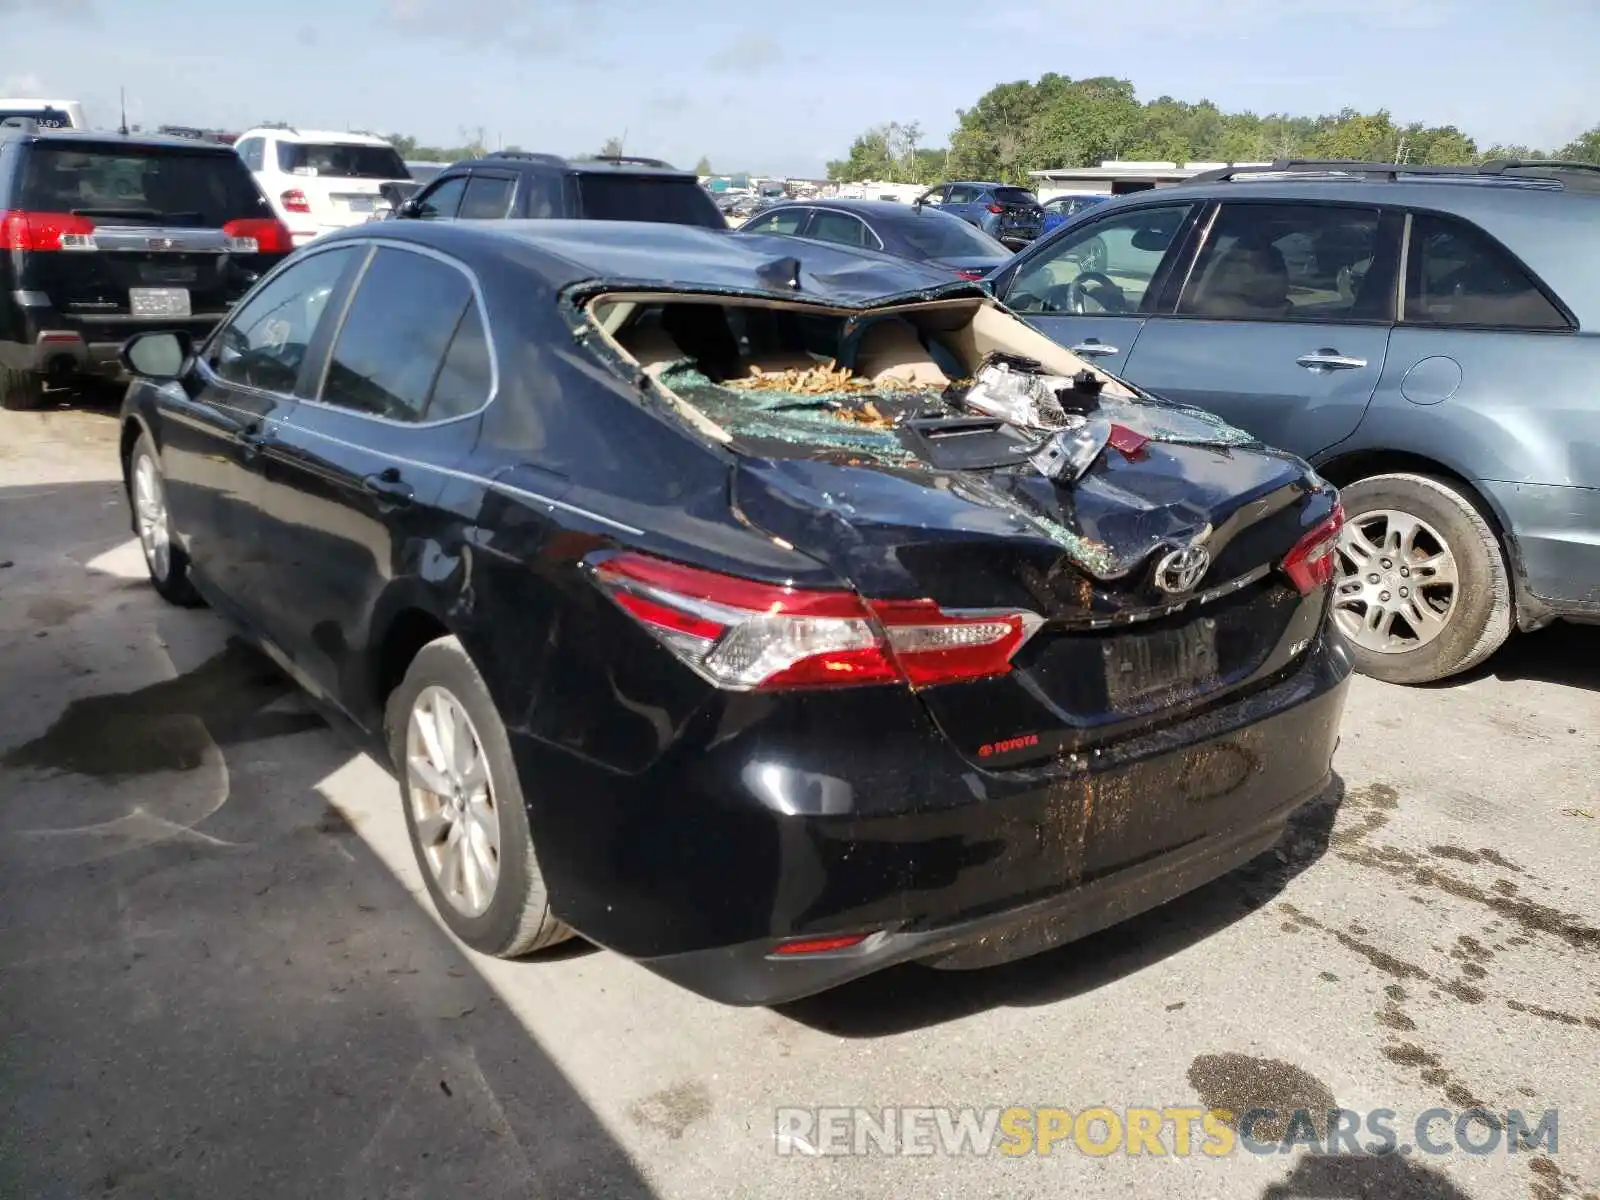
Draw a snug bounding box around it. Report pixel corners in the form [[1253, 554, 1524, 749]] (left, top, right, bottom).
[[119, 86, 129, 136]]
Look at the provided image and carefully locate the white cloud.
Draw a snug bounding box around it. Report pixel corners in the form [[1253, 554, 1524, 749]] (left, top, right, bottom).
[[0, 72, 48, 96], [378, 0, 589, 56], [705, 32, 783, 74]]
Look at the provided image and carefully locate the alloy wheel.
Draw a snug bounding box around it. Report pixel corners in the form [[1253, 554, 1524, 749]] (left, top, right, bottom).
[[406, 685, 500, 917], [1332, 508, 1459, 654], [133, 453, 171, 582]]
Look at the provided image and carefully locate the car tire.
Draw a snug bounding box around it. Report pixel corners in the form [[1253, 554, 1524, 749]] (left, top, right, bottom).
[[1, 364, 46, 412], [1332, 473, 1511, 684], [128, 433, 203, 607], [386, 635, 574, 958]]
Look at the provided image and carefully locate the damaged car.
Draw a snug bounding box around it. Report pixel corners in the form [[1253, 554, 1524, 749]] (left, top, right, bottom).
[[116, 219, 1351, 1005]]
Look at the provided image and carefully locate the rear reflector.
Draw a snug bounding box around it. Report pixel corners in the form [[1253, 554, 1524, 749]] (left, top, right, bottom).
[[986, 203, 1004, 214], [772, 934, 869, 955], [590, 550, 1041, 691], [1281, 502, 1345, 594], [954, 267, 987, 280], [280, 189, 311, 214], [1, 210, 97, 251], [222, 217, 294, 254]]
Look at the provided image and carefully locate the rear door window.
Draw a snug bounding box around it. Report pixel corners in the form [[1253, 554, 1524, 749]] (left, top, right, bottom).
[[413, 175, 467, 220], [18, 144, 272, 226], [235, 137, 264, 171], [946, 184, 980, 205], [808, 211, 874, 248], [275, 142, 407, 179], [1404, 212, 1570, 330], [742, 208, 810, 236], [1179, 204, 1387, 322], [319, 247, 478, 423], [458, 174, 516, 219]]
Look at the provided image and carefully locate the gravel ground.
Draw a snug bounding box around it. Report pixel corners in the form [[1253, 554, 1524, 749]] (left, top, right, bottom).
[[2, 398, 1596, 1200]]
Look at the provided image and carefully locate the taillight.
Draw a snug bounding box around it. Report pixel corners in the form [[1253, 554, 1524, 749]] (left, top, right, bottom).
[[986, 203, 1005, 214], [222, 217, 294, 253], [0, 210, 98, 251], [772, 934, 869, 956], [280, 189, 311, 214], [954, 267, 987, 280], [590, 551, 1040, 691], [1281, 502, 1345, 594]]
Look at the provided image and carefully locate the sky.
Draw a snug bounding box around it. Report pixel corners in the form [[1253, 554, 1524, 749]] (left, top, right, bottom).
[[2, 0, 1597, 177]]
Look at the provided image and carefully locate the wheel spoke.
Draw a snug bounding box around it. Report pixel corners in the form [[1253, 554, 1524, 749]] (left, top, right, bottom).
[[1404, 597, 1446, 631], [468, 795, 499, 855], [1411, 551, 1457, 587], [408, 753, 452, 798], [414, 810, 450, 847], [413, 702, 449, 775], [1340, 523, 1381, 564]]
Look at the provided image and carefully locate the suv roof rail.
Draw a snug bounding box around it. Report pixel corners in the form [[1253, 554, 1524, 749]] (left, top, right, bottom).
[[1186, 157, 1600, 193], [590, 154, 676, 170], [485, 150, 567, 166], [257, 121, 298, 133]]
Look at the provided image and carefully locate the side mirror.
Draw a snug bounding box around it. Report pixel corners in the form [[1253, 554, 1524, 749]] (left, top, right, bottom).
[[396, 197, 422, 219], [120, 330, 192, 381]]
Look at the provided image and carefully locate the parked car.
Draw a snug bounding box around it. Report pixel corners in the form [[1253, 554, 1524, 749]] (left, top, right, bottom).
[[1041, 192, 1110, 234], [739, 198, 1012, 279], [233, 126, 412, 244], [916, 181, 1044, 248], [391, 151, 725, 228], [988, 158, 1600, 683], [0, 98, 85, 130], [406, 161, 448, 185], [0, 125, 291, 410], [116, 217, 1350, 1004]]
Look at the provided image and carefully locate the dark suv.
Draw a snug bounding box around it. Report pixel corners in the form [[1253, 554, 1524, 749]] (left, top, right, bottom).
[[392, 152, 726, 228], [0, 122, 291, 410]]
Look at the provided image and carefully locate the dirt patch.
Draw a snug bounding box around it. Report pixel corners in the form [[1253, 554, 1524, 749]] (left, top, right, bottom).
[[1440, 979, 1486, 1004], [1377, 1005, 1416, 1032], [627, 1080, 712, 1141], [1506, 1000, 1587, 1028], [24, 594, 91, 628], [1186, 1053, 1336, 1141], [1428, 845, 1481, 864]]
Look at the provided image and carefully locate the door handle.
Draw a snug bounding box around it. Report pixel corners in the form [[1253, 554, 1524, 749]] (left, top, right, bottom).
[[1070, 341, 1119, 358], [1296, 350, 1367, 371], [363, 468, 414, 506]]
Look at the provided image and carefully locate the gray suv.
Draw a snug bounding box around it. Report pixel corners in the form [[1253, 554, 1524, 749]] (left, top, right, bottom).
[[989, 159, 1600, 684]]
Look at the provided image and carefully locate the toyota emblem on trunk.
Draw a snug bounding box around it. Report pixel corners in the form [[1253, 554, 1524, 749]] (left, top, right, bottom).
[[1154, 544, 1211, 593]]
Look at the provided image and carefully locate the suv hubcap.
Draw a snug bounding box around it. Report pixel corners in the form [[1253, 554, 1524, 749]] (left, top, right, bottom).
[[133, 455, 171, 581], [406, 685, 499, 917], [1333, 508, 1458, 654]]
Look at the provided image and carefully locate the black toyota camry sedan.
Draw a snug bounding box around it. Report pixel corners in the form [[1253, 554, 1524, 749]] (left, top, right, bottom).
[[117, 218, 1350, 1005]]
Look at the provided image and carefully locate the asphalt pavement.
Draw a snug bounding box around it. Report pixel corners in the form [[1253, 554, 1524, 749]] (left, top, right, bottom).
[[2, 397, 1596, 1200]]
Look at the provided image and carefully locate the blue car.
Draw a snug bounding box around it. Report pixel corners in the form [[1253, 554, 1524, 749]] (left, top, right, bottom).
[[1040, 193, 1110, 234], [988, 159, 1600, 683], [914, 181, 1043, 247]]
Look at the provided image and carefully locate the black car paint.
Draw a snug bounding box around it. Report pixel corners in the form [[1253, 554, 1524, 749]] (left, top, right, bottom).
[[121, 218, 1350, 1004], [740, 199, 1013, 278]]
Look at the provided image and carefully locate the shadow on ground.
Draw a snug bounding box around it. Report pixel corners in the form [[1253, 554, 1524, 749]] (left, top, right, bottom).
[[1258, 1151, 1476, 1199], [0, 629, 653, 1200], [778, 774, 1344, 1037], [1428, 622, 1600, 692]]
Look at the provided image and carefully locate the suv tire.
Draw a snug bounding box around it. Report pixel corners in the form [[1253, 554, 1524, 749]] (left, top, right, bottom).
[[1, 365, 46, 412], [1332, 473, 1511, 684], [386, 636, 574, 958]]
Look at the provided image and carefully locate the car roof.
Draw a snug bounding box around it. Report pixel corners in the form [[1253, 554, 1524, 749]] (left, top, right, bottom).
[[942, 180, 1004, 189], [1085, 172, 1600, 325], [762, 198, 983, 225], [239, 127, 392, 146], [321, 218, 982, 307], [442, 152, 698, 179], [0, 126, 240, 153]]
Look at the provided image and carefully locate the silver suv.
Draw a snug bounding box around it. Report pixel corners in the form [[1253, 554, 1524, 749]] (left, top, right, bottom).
[[989, 159, 1600, 683]]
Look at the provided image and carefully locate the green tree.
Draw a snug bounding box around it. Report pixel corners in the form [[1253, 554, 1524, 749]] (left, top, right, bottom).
[[1560, 124, 1600, 163], [693, 155, 713, 175], [600, 136, 625, 158]]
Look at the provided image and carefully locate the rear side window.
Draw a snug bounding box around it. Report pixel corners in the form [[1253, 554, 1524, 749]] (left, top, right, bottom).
[[520, 171, 561, 218], [426, 305, 494, 420], [1405, 213, 1569, 330], [320, 247, 482, 422], [276, 142, 407, 180], [946, 185, 980, 204], [743, 208, 809, 236], [458, 175, 515, 219], [575, 175, 725, 228], [1180, 204, 1386, 322], [236, 137, 264, 171], [18, 145, 271, 226]]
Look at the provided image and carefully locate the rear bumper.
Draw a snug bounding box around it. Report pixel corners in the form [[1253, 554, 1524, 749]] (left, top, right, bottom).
[[1, 316, 227, 376], [1479, 478, 1600, 616], [515, 630, 1351, 1005]]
